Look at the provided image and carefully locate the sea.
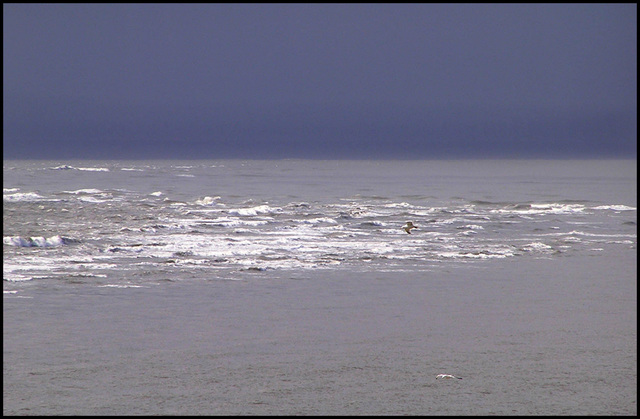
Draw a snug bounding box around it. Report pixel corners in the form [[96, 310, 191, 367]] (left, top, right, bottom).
[[3, 159, 637, 415]]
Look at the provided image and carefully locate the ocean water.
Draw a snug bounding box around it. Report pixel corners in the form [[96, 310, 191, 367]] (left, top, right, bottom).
[[3, 159, 637, 415]]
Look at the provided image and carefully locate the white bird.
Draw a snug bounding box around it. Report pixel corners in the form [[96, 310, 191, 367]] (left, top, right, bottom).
[[436, 374, 462, 380], [402, 221, 418, 234]]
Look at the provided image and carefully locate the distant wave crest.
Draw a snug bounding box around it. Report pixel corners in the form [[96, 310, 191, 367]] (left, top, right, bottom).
[[3, 192, 46, 202], [3, 235, 78, 247], [49, 165, 109, 172]]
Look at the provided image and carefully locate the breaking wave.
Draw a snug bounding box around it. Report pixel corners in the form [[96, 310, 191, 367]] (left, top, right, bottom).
[[3, 235, 79, 248]]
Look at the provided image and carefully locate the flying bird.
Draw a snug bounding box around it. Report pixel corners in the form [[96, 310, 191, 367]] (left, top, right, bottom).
[[403, 221, 418, 234], [436, 374, 462, 380]]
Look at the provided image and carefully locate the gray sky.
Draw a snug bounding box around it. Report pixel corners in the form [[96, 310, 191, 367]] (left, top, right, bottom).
[[3, 3, 637, 159]]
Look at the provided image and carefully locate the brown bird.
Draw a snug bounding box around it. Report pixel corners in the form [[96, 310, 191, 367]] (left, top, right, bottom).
[[402, 221, 418, 234]]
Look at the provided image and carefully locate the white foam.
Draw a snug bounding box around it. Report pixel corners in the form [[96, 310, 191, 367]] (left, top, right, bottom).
[[64, 188, 104, 194], [195, 196, 221, 206], [547, 230, 636, 239], [78, 196, 107, 203], [3, 192, 47, 202], [204, 217, 270, 227], [492, 203, 586, 216], [228, 205, 281, 216], [3, 273, 33, 282], [593, 204, 636, 211], [5, 182, 629, 279], [438, 251, 511, 259], [3, 255, 60, 281], [299, 217, 339, 225], [383, 202, 413, 208], [435, 244, 515, 259], [3, 235, 66, 247], [457, 224, 484, 230], [521, 242, 554, 252], [50, 165, 110, 172]]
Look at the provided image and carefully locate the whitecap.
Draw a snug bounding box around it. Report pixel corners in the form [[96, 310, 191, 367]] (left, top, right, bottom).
[[3, 192, 47, 202], [232, 228, 261, 234], [212, 217, 269, 227], [492, 203, 586, 216], [520, 242, 554, 252], [456, 224, 484, 230], [593, 204, 636, 211], [3, 235, 69, 247], [229, 205, 281, 216], [78, 196, 107, 203], [435, 247, 514, 259], [64, 188, 104, 194], [608, 240, 635, 245], [195, 196, 221, 206], [383, 202, 413, 209], [2, 273, 33, 282], [298, 217, 338, 225]]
